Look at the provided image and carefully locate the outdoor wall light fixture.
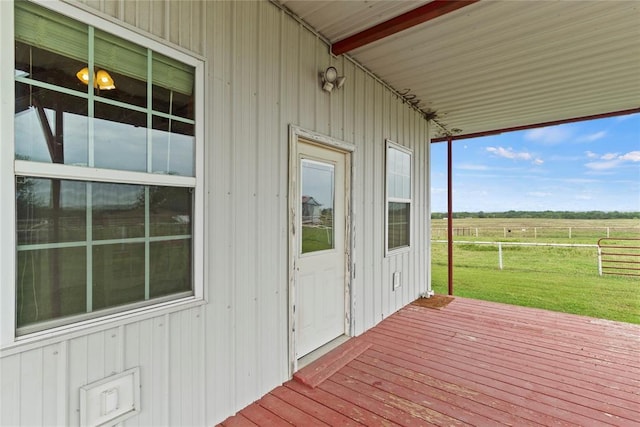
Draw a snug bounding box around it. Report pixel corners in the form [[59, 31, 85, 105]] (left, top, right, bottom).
[[320, 66, 345, 93], [76, 67, 116, 90]]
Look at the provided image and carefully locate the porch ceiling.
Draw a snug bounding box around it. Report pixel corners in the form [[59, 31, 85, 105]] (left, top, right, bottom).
[[278, 0, 640, 138]]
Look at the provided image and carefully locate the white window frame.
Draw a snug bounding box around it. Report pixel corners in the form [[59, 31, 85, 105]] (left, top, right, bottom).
[[1, 0, 205, 349], [385, 139, 413, 256]]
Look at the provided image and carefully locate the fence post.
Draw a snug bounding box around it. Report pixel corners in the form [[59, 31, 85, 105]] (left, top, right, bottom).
[[475, 228, 478, 237], [498, 243, 503, 270], [569, 227, 572, 239], [597, 246, 603, 276], [607, 227, 610, 238], [534, 227, 537, 239], [503, 227, 506, 238]]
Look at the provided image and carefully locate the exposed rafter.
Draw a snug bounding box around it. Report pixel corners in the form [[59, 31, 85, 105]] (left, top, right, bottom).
[[331, 0, 479, 56]]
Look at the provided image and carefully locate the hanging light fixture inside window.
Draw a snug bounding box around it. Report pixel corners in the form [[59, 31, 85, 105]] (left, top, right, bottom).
[[76, 67, 116, 90]]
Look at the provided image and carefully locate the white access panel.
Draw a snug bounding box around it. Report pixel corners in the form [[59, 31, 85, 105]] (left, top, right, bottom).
[[80, 367, 141, 427]]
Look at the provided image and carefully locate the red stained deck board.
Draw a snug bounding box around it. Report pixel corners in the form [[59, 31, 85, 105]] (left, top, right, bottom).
[[365, 338, 635, 425], [232, 403, 291, 426], [270, 386, 363, 426], [257, 394, 328, 426], [319, 375, 435, 427], [293, 336, 371, 388], [339, 364, 500, 426], [387, 310, 640, 380], [219, 413, 258, 427], [219, 297, 640, 427], [398, 306, 640, 364], [346, 359, 538, 426], [285, 380, 399, 426], [355, 354, 564, 427], [373, 317, 640, 400]]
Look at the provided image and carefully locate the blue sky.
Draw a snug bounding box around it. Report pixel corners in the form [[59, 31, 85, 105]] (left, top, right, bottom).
[[430, 113, 640, 212]]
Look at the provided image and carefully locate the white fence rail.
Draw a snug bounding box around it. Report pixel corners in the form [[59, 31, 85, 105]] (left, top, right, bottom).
[[432, 240, 598, 271], [432, 226, 638, 239]]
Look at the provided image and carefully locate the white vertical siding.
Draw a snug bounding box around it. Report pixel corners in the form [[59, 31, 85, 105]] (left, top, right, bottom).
[[0, 1, 431, 425]]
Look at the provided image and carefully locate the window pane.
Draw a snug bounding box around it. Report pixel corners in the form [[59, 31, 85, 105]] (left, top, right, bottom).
[[150, 186, 193, 237], [92, 183, 145, 240], [94, 102, 147, 172], [152, 117, 195, 176], [15, 2, 88, 73], [301, 159, 335, 254], [150, 239, 192, 298], [388, 202, 410, 249], [16, 177, 86, 245], [92, 243, 145, 310], [17, 247, 87, 328], [15, 83, 89, 165], [15, 42, 88, 92]]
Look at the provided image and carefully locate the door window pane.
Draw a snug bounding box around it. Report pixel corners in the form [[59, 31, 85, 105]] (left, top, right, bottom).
[[301, 159, 335, 254]]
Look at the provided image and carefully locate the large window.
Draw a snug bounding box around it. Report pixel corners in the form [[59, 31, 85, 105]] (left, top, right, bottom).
[[386, 140, 412, 253], [12, 1, 203, 335]]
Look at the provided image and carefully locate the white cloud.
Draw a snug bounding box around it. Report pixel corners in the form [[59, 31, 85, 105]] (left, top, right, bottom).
[[486, 146, 544, 165], [578, 131, 607, 142], [585, 150, 640, 170], [524, 126, 572, 144], [486, 146, 532, 160], [620, 151, 640, 162], [585, 151, 598, 159], [456, 163, 489, 171]]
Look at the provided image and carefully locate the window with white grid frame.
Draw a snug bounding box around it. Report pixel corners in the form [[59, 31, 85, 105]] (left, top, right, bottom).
[[386, 140, 412, 253], [13, 1, 203, 335]]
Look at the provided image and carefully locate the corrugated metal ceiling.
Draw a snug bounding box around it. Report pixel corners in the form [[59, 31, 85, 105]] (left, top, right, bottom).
[[278, 0, 640, 138]]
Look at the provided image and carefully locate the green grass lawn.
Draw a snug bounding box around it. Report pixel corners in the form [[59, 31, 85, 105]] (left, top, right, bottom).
[[431, 241, 640, 324]]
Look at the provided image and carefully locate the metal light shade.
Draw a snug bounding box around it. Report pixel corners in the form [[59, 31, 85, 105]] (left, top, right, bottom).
[[76, 67, 116, 90], [76, 67, 90, 84], [95, 69, 115, 90]]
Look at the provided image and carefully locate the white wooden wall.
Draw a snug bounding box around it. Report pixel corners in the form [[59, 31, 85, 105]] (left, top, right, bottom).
[[0, 1, 431, 425]]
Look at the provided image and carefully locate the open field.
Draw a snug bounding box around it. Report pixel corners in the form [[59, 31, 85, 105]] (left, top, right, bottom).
[[430, 218, 640, 324], [432, 217, 639, 243]]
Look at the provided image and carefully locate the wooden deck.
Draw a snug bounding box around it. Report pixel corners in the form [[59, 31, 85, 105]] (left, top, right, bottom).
[[218, 297, 640, 426]]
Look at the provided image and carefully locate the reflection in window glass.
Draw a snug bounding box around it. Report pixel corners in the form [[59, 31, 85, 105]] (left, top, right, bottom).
[[150, 186, 193, 237], [152, 117, 195, 176], [92, 182, 145, 240], [15, 84, 89, 165], [16, 177, 86, 245], [150, 239, 192, 298], [17, 247, 87, 328], [387, 143, 412, 251], [94, 102, 147, 172], [388, 202, 410, 249], [13, 1, 198, 333], [93, 243, 145, 310], [301, 159, 335, 254]]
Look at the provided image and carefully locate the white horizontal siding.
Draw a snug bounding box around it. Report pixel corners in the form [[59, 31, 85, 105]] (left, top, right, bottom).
[[1, 1, 431, 425]]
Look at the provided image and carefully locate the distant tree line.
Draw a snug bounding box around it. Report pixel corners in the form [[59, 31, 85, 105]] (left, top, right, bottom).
[[431, 211, 640, 220]]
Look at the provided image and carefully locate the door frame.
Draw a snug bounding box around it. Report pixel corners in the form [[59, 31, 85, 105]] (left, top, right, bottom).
[[288, 125, 355, 375]]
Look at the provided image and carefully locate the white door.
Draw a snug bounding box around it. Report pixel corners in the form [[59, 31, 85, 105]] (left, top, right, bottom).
[[295, 141, 348, 358]]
